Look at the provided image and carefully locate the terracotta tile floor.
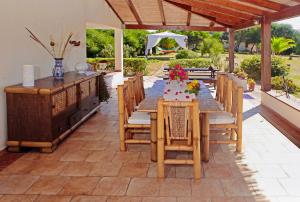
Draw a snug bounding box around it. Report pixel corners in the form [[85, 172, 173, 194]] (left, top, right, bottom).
[[0, 76, 300, 202]]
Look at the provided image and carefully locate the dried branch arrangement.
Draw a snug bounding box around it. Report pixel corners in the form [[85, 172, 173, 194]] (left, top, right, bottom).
[[25, 27, 80, 59]]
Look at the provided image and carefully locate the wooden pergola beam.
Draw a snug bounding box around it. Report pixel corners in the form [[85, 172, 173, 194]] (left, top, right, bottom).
[[234, 3, 300, 30], [229, 29, 235, 73], [261, 17, 272, 91], [202, 0, 272, 16], [187, 11, 191, 26], [166, 0, 256, 20], [157, 0, 166, 25], [124, 24, 226, 31], [125, 0, 142, 24], [104, 0, 124, 24], [192, 7, 245, 25], [267, 3, 300, 22], [238, 0, 288, 11]]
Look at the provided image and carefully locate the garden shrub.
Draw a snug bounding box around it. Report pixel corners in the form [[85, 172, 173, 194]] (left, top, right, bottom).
[[271, 76, 300, 94], [175, 50, 199, 59], [241, 56, 290, 80], [123, 58, 147, 76], [168, 59, 211, 68], [87, 58, 148, 76]]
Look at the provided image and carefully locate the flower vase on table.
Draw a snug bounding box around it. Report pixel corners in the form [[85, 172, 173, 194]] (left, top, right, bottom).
[[53, 58, 64, 79]]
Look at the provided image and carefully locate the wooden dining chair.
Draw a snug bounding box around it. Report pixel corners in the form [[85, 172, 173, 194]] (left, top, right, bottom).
[[157, 98, 201, 180], [209, 81, 243, 152], [117, 82, 150, 151]]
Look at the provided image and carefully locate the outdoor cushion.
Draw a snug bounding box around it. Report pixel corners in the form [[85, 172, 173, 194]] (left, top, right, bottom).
[[216, 101, 224, 110], [209, 112, 235, 125], [128, 111, 150, 125]]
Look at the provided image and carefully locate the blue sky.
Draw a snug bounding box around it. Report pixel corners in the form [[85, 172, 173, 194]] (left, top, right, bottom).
[[278, 17, 300, 30]]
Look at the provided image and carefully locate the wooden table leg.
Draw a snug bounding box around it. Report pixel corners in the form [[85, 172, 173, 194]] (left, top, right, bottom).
[[202, 113, 210, 162], [150, 112, 157, 162]]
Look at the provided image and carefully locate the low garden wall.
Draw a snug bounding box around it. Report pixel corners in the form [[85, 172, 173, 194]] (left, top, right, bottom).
[[261, 91, 300, 129]]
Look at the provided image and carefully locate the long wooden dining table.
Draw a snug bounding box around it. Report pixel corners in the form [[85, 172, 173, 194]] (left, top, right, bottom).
[[137, 80, 222, 162]]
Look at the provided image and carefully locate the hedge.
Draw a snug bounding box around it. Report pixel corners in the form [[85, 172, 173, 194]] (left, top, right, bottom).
[[87, 58, 148, 76], [168, 58, 211, 68], [240, 56, 290, 80]]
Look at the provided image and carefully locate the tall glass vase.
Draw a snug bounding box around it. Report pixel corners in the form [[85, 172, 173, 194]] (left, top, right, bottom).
[[53, 58, 64, 79]]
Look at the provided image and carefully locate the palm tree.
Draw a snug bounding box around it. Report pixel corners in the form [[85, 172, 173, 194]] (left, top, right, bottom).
[[271, 37, 296, 55]]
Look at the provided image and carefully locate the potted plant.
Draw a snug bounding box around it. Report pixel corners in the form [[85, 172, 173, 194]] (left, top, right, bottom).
[[248, 78, 256, 91]]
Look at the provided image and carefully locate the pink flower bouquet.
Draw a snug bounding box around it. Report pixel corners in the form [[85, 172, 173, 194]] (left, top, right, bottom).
[[169, 64, 188, 81]]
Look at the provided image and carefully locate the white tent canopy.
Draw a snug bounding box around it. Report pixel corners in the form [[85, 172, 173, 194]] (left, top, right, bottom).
[[145, 31, 188, 55]]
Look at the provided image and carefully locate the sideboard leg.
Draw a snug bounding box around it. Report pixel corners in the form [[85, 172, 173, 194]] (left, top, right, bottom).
[[7, 146, 20, 152]]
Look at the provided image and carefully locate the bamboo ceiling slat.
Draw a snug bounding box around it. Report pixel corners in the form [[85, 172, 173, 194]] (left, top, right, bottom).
[[108, 0, 137, 23], [131, 0, 162, 24], [190, 14, 212, 27], [163, 1, 188, 25]]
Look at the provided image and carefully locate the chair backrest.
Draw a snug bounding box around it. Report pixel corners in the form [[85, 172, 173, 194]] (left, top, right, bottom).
[[136, 73, 145, 101], [126, 79, 136, 112], [231, 81, 243, 120], [216, 73, 226, 102], [223, 78, 233, 112], [157, 99, 200, 146], [117, 83, 132, 125]]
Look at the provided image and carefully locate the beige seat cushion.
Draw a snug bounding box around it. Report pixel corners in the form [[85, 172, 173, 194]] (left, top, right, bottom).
[[209, 112, 235, 125], [217, 101, 224, 110], [128, 111, 150, 125]]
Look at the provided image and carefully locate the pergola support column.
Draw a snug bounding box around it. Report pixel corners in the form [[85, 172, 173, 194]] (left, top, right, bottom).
[[229, 29, 235, 73], [115, 28, 123, 72], [261, 17, 272, 91]]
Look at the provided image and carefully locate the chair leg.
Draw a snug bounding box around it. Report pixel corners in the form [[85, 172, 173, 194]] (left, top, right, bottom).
[[157, 138, 165, 179], [236, 127, 242, 152], [230, 128, 236, 140], [120, 128, 126, 151], [193, 140, 201, 181]]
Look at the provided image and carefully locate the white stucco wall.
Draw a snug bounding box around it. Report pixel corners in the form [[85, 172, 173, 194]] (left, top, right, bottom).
[[0, 0, 121, 150]]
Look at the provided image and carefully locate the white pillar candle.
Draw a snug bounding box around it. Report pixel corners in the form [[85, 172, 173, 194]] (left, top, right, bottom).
[[22, 65, 35, 87]]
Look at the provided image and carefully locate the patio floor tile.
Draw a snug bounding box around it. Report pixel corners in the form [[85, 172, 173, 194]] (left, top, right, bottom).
[[35, 195, 72, 202], [191, 179, 224, 197], [0, 195, 37, 202], [30, 160, 67, 176], [85, 150, 116, 162], [89, 162, 122, 177], [59, 177, 99, 195], [60, 150, 91, 162], [0, 175, 39, 194], [26, 176, 69, 195], [119, 163, 149, 177], [159, 178, 191, 197], [126, 178, 160, 196], [92, 177, 130, 196], [60, 162, 93, 177], [71, 195, 107, 202]]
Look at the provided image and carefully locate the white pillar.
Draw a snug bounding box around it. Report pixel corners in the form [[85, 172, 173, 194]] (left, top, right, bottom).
[[114, 28, 123, 72]]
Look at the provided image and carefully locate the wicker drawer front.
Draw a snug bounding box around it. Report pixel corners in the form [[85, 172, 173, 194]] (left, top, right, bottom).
[[80, 81, 90, 100], [52, 91, 67, 116], [90, 78, 97, 97], [67, 86, 77, 106]]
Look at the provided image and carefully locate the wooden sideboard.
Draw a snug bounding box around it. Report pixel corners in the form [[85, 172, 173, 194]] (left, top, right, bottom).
[[4, 71, 104, 152]]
